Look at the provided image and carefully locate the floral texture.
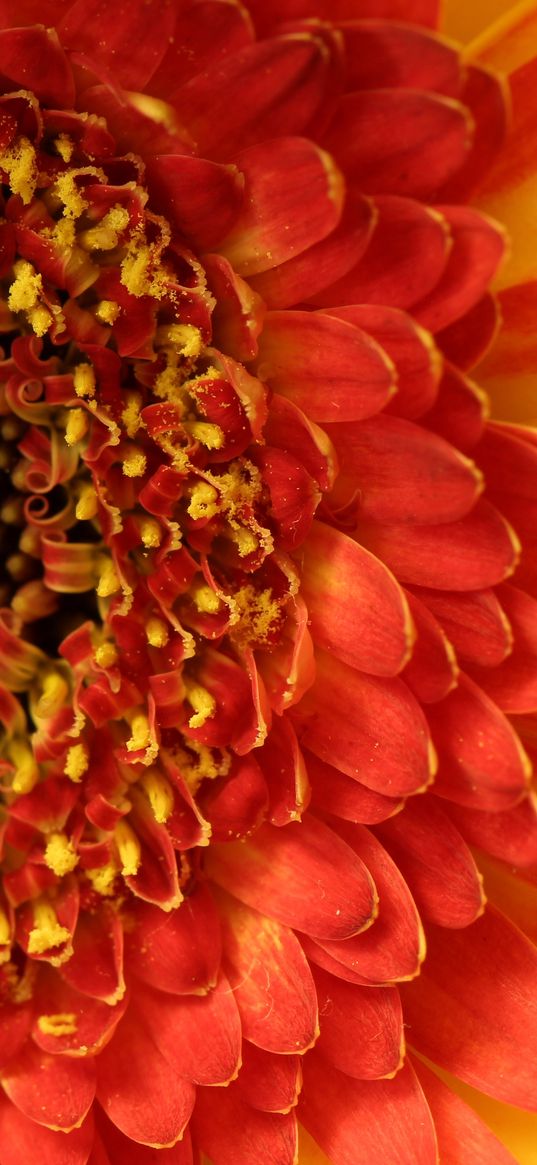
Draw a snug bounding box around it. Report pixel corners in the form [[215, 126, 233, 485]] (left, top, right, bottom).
[[0, 1, 536, 1163]]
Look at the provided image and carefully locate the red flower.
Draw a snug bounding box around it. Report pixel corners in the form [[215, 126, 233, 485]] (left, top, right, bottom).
[[0, 2, 535, 1163]]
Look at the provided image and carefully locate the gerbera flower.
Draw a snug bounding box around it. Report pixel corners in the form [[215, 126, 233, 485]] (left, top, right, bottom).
[[0, 1, 536, 1163]]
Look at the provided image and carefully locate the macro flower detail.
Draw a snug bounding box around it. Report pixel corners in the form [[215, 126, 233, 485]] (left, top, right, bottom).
[[0, 1, 536, 1163]]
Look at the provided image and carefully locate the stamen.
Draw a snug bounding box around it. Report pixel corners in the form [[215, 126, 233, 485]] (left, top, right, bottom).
[[95, 299, 121, 324], [187, 481, 219, 520], [126, 713, 151, 752], [27, 900, 71, 955], [9, 739, 39, 794], [75, 485, 98, 521], [37, 1013, 77, 1036], [96, 559, 121, 598], [140, 518, 162, 548], [73, 363, 96, 399], [94, 642, 118, 667], [64, 743, 89, 783], [141, 768, 174, 823], [114, 820, 142, 877], [192, 582, 221, 614], [146, 617, 169, 648], [44, 832, 79, 876], [185, 681, 216, 729], [65, 408, 89, 446], [34, 672, 69, 719], [122, 448, 147, 478]]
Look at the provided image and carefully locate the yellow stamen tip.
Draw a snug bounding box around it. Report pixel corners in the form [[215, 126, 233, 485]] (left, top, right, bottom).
[[97, 560, 121, 598], [34, 672, 69, 719], [126, 713, 151, 753], [65, 408, 89, 447], [37, 1012, 77, 1037], [187, 481, 219, 521], [64, 743, 89, 783], [73, 363, 96, 399], [185, 681, 216, 729], [146, 617, 169, 648], [140, 518, 162, 548], [94, 642, 118, 668], [75, 486, 98, 521], [192, 583, 221, 614], [44, 832, 79, 877], [95, 298, 120, 324], [122, 449, 147, 478], [114, 820, 142, 877], [27, 901, 71, 955], [141, 768, 175, 823]]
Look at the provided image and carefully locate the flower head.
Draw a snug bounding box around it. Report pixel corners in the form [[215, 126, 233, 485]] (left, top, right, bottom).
[[0, 1, 536, 1163]]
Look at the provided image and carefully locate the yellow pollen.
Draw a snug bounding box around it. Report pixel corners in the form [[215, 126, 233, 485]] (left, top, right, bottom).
[[54, 134, 74, 163], [0, 908, 11, 947], [94, 642, 118, 667], [37, 1013, 77, 1037], [126, 713, 151, 752], [97, 560, 121, 598], [86, 861, 118, 897], [73, 363, 96, 399], [185, 681, 216, 729], [0, 135, 38, 204], [44, 832, 79, 877], [187, 422, 224, 450], [140, 518, 162, 548], [187, 481, 219, 520], [75, 485, 98, 521], [114, 820, 142, 877], [28, 304, 53, 338], [122, 449, 147, 478], [96, 299, 120, 324], [65, 408, 89, 447], [122, 393, 143, 438], [146, 617, 169, 648], [141, 768, 174, 823], [9, 739, 39, 795], [64, 743, 89, 783], [192, 582, 221, 614], [27, 900, 71, 955], [233, 527, 259, 557], [8, 259, 41, 312], [54, 171, 89, 219], [34, 672, 69, 719], [121, 231, 168, 299]]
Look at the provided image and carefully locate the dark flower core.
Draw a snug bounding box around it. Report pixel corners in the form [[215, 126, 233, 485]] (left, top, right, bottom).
[[0, 98, 321, 970]]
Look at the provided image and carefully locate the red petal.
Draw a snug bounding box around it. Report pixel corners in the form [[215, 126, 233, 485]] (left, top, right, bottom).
[[439, 65, 509, 203], [300, 1054, 438, 1165], [474, 423, 537, 592], [32, 968, 126, 1056], [124, 881, 221, 995], [1, 1042, 95, 1131], [413, 1058, 519, 1165], [97, 1112, 194, 1165], [325, 304, 441, 421], [422, 363, 487, 452], [0, 1000, 32, 1070], [467, 584, 537, 712], [243, 0, 439, 33], [255, 309, 395, 422], [323, 90, 471, 198], [306, 749, 402, 825], [146, 155, 244, 252], [358, 499, 519, 590], [428, 672, 531, 810], [318, 823, 425, 984], [342, 20, 461, 95], [197, 754, 268, 842], [204, 253, 266, 362], [292, 649, 434, 797], [174, 35, 331, 160], [214, 889, 318, 1053], [96, 1008, 195, 1146], [375, 796, 485, 928], [0, 26, 74, 107], [413, 586, 512, 668], [413, 206, 507, 334], [59, 0, 175, 89], [299, 932, 372, 986], [236, 1044, 301, 1113], [132, 972, 242, 1086], [257, 716, 310, 827], [301, 521, 413, 676], [0, 1098, 93, 1165], [402, 907, 537, 1110], [61, 905, 124, 1004], [149, 0, 254, 92], [315, 195, 450, 310], [436, 292, 500, 371], [207, 816, 377, 941], [249, 190, 375, 309], [219, 138, 342, 275], [312, 963, 404, 1079], [402, 589, 458, 704], [193, 1083, 298, 1165], [327, 413, 482, 524], [447, 795, 537, 868]]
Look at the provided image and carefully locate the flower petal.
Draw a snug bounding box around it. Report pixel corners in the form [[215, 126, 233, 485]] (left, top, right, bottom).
[[255, 309, 395, 422], [327, 413, 482, 524], [214, 889, 319, 1053], [428, 672, 531, 809], [341, 20, 461, 95], [402, 907, 537, 1110], [300, 1054, 438, 1165], [96, 1113, 194, 1165], [324, 304, 441, 421], [447, 795, 537, 868], [1, 1041, 95, 1131], [193, 1083, 298, 1165], [208, 816, 377, 940], [145, 155, 245, 252], [312, 963, 404, 1079], [300, 522, 413, 676], [236, 1044, 302, 1113], [219, 138, 342, 275], [358, 499, 519, 590], [323, 89, 472, 198], [317, 823, 425, 984], [96, 1008, 195, 1146], [375, 795, 485, 928], [413, 206, 507, 333], [306, 750, 402, 825], [292, 648, 434, 797], [422, 363, 488, 452], [124, 881, 221, 995], [401, 589, 458, 704], [0, 25, 74, 107], [413, 585, 512, 668], [412, 1058, 519, 1165], [0, 1098, 93, 1165], [467, 583, 537, 712], [58, 0, 175, 89]]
